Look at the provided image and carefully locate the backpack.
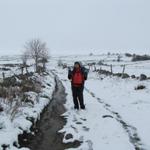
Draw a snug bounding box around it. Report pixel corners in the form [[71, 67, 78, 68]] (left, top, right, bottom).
[[68, 66, 89, 81], [72, 70, 84, 85]]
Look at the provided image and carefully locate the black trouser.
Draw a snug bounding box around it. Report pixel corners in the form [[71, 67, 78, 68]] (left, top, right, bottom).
[[72, 85, 85, 109]]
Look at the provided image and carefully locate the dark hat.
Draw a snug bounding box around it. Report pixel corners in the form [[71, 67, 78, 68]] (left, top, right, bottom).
[[74, 61, 80, 66]]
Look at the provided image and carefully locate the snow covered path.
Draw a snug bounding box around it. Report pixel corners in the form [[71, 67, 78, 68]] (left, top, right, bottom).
[[85, 73, 150, 150], [54, 68, 142, 150], [85, 87, 144, 150]]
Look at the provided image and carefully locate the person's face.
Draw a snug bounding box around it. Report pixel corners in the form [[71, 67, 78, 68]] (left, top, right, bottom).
[[75, 64, 80, 69]]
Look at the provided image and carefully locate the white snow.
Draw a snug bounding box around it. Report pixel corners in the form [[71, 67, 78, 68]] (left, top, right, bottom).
[[54, 68, 133, 150], [0, 57, 56, 150], [1, 54, 150, 150], [86, 73, 150, 149], [50, 54, 150, 150]]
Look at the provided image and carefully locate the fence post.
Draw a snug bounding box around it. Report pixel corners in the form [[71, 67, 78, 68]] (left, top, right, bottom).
[[100, 67, 101, 71], [94, 65, 96, 71], [110, 65, 113, 74], [122, 65, 126, 77], [88, 64, 90, 70], [2, 72, 5, 80]]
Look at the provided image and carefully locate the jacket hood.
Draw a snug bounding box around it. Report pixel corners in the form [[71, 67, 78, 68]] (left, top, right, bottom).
[[74, 61, 81, 67]]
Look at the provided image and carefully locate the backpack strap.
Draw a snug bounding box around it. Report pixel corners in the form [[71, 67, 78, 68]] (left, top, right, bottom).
[[81, 67, 89, 80]]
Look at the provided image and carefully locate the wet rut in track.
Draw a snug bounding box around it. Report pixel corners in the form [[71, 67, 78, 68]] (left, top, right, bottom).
[[19, 77, 81, 150]]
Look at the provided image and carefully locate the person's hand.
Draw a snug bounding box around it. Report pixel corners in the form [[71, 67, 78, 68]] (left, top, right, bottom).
[[68, 67, 71, 71]]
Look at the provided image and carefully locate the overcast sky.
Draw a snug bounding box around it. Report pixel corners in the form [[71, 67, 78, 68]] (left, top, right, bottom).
[[0, 0, 150, 55]]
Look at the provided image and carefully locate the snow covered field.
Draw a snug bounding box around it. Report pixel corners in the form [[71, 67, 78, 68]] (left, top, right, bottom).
[[0, 53, 150, 150], [50, 54, 150, 150], [54, 54, 150, 77], [0, 55, 36, 79]]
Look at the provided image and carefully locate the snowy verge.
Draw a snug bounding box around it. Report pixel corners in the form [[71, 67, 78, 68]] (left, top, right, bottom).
[[0, 72, 55, 150]]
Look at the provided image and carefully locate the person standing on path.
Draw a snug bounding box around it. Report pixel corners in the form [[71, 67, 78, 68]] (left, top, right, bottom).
[[68, 62, 88, 110]]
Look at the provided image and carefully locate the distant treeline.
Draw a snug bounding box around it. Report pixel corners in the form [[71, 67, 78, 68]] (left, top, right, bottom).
[[125, 53, 150, 61]]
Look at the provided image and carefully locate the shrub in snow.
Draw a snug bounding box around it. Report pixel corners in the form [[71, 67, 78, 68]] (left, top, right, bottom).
[[2, 76, 17, 87], [89, 53, 94, 56], [132, 54, 150, 61], [3, 63, 18, 67], [125, 53, 132, 57], [15, 72, 34, 80], [0, 87, 7, 98], [122, 73, 130, 79], [140, 74, 147, 81], [21, 93, 34, 105], [0, 105, 3, 112], [107, 52, 111, 56], [10, 100, 22, 121], [0, 67, 11, 71], [97, 61, 104, 65], [131, 75, 136, 79], [20, 77, 41, 93], [98, 69, 112, 76], [114, 73, 122, 77], [0, 86, 20, 99], [135, 85, 146, 90]]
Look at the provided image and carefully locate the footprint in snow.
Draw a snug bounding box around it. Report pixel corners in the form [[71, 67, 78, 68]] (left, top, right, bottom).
[[80, 118, 87, 121], [102, 115, 114, 119], [76, 122, 82, 125], [82, 126, 90, 132], [86, 140, 93, 150], [71, 125, 78, 133]]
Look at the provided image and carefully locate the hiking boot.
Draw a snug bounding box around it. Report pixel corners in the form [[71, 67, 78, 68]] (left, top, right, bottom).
[[74, 106, 79, 110], [81, 105, 85, 110]]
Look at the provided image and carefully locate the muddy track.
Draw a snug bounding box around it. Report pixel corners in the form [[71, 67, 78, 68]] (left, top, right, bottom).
[[18, 77, 81, 150], [85, 87, 146, 150]]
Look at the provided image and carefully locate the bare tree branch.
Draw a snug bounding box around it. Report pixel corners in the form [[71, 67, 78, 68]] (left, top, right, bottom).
[[24, 39, 49, 73]]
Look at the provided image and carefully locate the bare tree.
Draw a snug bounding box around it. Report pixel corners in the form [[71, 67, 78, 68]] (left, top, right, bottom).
[[58, 59, 63, 67], [40, 48, 49, 71], [21, 50, 29, 74], [24, 39, 48, 72]]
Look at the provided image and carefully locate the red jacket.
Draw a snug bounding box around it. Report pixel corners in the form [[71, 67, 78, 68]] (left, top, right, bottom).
[[72, 68, 85, 87]]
